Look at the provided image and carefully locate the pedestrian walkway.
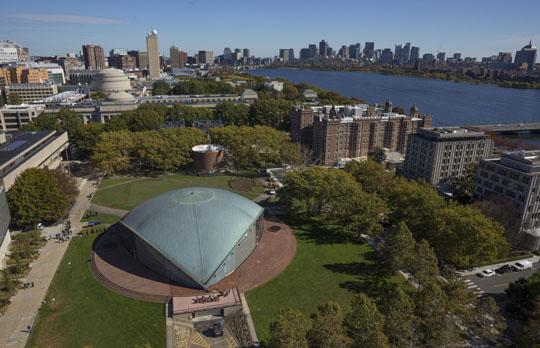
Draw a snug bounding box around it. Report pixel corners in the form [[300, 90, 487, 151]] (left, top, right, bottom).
[[462, 278, 487, 298], [0, 178, 96, 348]]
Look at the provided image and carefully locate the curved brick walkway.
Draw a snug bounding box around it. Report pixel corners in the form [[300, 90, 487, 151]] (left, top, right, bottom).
[[91, 218, 296, 302]]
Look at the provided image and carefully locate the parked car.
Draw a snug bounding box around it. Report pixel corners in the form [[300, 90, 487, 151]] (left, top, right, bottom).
[[211, 322, 223, 337], [36, 223, 44, 230], [495, 264, 518, 274], [85, 221, 102, 228], [267, 189, 276, 195], [478, 269, 496, 278], [514, 260, 533, 271]]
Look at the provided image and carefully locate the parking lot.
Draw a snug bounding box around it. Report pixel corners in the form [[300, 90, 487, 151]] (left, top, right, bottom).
[[463, 262, 540, 299]]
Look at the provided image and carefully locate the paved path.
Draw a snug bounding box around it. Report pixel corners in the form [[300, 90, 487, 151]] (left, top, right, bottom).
[[0, 178, 96, 348], [88, 203, 128, 218]]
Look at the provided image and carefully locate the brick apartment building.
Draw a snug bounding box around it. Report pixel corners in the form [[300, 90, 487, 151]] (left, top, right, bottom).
[[291, 102, 432, 165]]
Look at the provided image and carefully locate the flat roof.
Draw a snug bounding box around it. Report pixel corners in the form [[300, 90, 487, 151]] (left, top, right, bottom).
[[0, 131, 56, 169]]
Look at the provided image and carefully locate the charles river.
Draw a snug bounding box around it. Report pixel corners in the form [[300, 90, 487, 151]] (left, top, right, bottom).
[[251, 69, 540, 128]]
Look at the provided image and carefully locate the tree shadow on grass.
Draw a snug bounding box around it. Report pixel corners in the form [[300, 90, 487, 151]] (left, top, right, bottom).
[[290, 221, 360, 245], [323, 253, 397, 300]]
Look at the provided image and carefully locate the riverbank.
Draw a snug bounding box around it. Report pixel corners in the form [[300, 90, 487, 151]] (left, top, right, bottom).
[[262, 64, 540, 90], [250, 68, 540, 127]]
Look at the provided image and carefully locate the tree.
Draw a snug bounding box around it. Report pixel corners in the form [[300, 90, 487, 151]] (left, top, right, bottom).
[[344, 189, 386, 239], [472, 197, 521, 242], [7, 94, 22, 105], [74, 123, 104, 159], [344, 160, 392, 195], [7, 168, 69, 226], [344, 294, 389, 348], [380, 287, 415, 347], [436, 204, 509, 268], [2, 268, 12, 292], [214, 101, 249, 125], [268, 308, 309, 348], [248, 98, 293, 129], [151, 80, 170, 95], [307, 302, 350, 348], [506, 278, 536, 320], [50, 169, 78, 207], [368, 147, 386, 164], [91, 131, 134, 174], [410, 240, 440, 285], [446, 163, 477, 204], [383, 222, 416, 272]]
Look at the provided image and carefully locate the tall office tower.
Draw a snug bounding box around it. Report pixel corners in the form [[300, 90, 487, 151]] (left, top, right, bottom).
[[308, 44, 318, 58], [279, 49, 294, 62], [198, 50, 214, 65], [514, 41, 537, 71], [453, 53, 462, 60], [380, 48, 394, 65], [410, 46, 420, 62], [402, 42, 411, 63], [179, 51, 188, 68], [146, 29, 160, 79], [137, 52, 149, 69], [349, 43, 361, 60], [436, 52, 446, 62], [394, 44, 403, 62], [223, 47, 232, 62], [319, 40, 328, 57], [299, 48, 310, 60], [403, 127, 493, 185], [338, 45, 349, 59], [243, 48, 250, 58], [363, 42, 375, 59], [127, 50, 139, 67], [82, 44, 105, 70], [170, 46, 180, 68]]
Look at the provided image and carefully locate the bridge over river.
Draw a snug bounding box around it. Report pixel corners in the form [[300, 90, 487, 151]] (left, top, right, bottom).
[[465, 123, 540, 134]]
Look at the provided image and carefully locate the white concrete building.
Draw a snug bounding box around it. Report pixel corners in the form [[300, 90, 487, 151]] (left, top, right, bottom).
[[0, 131, 69, 190], [4, 84, 59, 103], [0, 104, 45, 131]]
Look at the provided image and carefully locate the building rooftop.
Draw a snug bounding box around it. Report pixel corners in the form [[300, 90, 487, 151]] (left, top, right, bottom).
[[0, 131, 57, 172], [311, 104, 424, 122], [417, 127, 487, 140], [120, 187, 264, 288], [32, 91, 87, 106]]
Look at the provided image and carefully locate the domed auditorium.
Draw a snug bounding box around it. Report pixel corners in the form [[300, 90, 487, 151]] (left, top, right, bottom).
[[91, 187, 295, 301]]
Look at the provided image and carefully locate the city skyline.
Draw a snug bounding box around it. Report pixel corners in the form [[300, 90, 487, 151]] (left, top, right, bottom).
[[1, 0, 540, 59]]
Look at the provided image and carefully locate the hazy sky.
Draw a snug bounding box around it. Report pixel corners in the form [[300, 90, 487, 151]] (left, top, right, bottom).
[[2, 0, 539, 58]]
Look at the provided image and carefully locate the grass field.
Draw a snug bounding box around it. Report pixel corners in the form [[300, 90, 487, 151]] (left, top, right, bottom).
[[27, 234, 165, 348], [92, 174, 264, 211], [246, 224, 405, 343], [81, 212, 121, 224]]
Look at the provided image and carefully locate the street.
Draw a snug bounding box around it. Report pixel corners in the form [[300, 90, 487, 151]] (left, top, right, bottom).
[[463, 262, 540, 300]]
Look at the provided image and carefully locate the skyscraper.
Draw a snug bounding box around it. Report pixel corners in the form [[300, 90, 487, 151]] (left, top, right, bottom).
[[146, 29, 160, 79], [349, 43, 361, 60], [436, 52, 446, 62], [319, 40, 328, 57], [170, 46, 180, 68], [363, 42, 375, 59], [410, 46, 420, 62], [299, 48, 310, 60], [402, 42, 411, 63], [243, 48, 250, 58], [279, 49, 294, 62], [308, 44, 318, 58], [82, 44, 105, 70], [198, 50, 214, 65], [514, 41, 537, 71]]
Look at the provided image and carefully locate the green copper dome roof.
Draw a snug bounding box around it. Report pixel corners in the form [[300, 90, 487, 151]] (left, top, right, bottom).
[[120, 187, 263, 288]]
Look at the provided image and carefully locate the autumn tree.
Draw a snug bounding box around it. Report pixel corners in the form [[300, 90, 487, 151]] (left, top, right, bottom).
[[268, 308, 309, 348], [7, 168, 70, 226]]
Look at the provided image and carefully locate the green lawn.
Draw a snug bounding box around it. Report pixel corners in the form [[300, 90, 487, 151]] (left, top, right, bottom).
[[28, 234, 165, 348], [246, 225, 405, 343], [81, 212, 121, 224], [92, 174, 264, 211]]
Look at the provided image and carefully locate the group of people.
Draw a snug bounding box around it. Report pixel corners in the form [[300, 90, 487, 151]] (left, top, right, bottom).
[[22, 281, 34, 289], [192, 289, 231, 304], [55, 220, 72, 243]]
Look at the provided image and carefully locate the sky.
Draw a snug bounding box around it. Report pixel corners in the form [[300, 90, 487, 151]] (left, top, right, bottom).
[[1, 0, 540, 59]]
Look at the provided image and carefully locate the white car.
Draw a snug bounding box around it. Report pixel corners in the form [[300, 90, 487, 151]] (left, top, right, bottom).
[[267, 189, 276, 195], [478, 269, 496, 278], [514, 260, 533, 271]]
